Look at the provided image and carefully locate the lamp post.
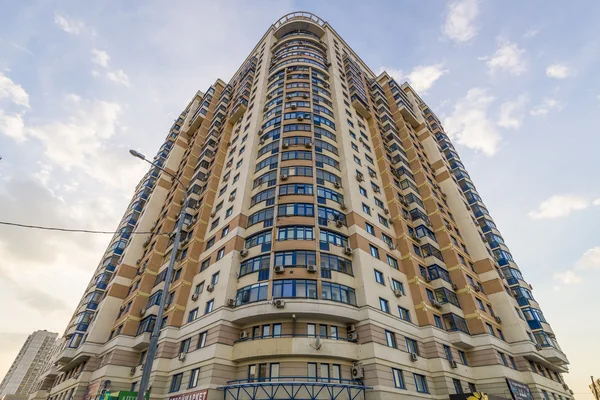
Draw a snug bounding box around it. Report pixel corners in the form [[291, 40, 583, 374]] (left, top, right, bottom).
[[130, 149, 188, 400]]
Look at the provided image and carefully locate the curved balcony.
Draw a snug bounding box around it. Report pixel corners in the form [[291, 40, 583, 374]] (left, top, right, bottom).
[[273, 12, 326, 39]]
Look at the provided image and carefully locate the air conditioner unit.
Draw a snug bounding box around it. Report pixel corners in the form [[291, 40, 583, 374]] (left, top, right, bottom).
[[356, 174, 364, 182], [240, 249, 249, 257], [178, 352, 186, 361], [307, 264, 317, 273], [562, 384, 569, 390], [130, 367, 136, 375], [290, 104, 297, 110], [282, 142, 289, 149], [334, 182, 342, 189], [388, 242, 396, 250], [494, 316, 502, 324], [424, 276, 432, 283], [474, 286, 481, 293], [210, 211, 216, 218], [274, 265, 285, 274], [280, 174, 289, 181], [240, 330, 249, 339], [325, 62, 331, 67], [394, 289, 403, 298], [368, 171, 376, 178], [384, 208, 390, 215], [297, 116, 304, 121], [267, 93, 272, 99], [343, 247, 353, 256], [207, 284, 214, 292], [263, 105, 269, 112], [432, 300, 442, 309], [273, 299, 285, 308], [452, 283, 458, 291], [449, 359, 458, 368], [340, 203, 347, 210], [229, 194, 236, 201], [303, 93, 309, 99], [258, 129, 264, 134], [348, 332, 359, 342], [335, 219, 344, 228], [410, 352, 418, 362], [227, 298, 235, 307], [140, 308, 146, 316], [304, 142, 312, 148], [535, 344, 542, 351], [351, 363, 364, 379], [388, 217, 394, 225], [136, 258, 142, 266]]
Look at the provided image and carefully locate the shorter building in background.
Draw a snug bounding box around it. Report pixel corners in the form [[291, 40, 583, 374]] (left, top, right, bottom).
[[0, 331, 58, 398]]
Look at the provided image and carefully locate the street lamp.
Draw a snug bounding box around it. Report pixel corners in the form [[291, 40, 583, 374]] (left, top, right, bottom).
[[130, 149, 188, 400]]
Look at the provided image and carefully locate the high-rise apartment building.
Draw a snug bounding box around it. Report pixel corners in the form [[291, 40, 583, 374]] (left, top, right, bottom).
[[0, 330, 57, 398], [29, 12, 571, 400]]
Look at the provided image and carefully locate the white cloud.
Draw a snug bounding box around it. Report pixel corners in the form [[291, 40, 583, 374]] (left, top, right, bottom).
[[442, 0, 479, 44], [91, 49, 110, 68], [106, 69, 131, 87], [498, 94, 528, 129], [593, 198, 600, 206], [0, 72, 30, 108], [530, 97, 563, 116], [528, 195, 589, 219], [482, 40, 527, 75], [443, 87, 501, 156], [406, 64, 449, 93], [553, 270, 582, 285], [0, 111, 26, 142], [577, 247, 600, 270], [546, 64, 574, 79], [53, 13, 85, 35], [378, 65, 448, 93], [523, 28, 540, 38]]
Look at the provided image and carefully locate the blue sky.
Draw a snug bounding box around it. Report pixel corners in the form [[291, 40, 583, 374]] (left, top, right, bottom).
[[0, 0, 599, 397]]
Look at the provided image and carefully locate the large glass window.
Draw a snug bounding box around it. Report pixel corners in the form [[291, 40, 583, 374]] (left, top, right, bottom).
[[274, 251, 316, 268], [248, 207, 274, 227], [443, 313, 470, 334], [320, 253, 353, 275], [277, 225, 314, 241], [245, 230, 272, 248], [279, 183, 313, 196], [278, 203, 314, 217], [239, 255, 270, 277], [322, 282, 356, 305], [319, 229, 348, 247], [272, 279, 317, 299], [235, 283, 268, 306]]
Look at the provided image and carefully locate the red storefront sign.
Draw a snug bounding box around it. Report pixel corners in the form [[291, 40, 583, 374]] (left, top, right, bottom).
[[169, 389, 209, 400]]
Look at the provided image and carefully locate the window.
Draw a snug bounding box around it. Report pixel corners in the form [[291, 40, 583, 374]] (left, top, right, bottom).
[[270, 363, 280, 380], [509, 355, 517, 369], [222, 225, 230, 238], [195, 282, 204, 295], [188, 308, 198, 323], [379, 297, 390, 313], [188, 368, 200, 388], [468, 382, 477, 393], [322, 282, 357, 305], [359, 186, 367, 196], [272, 279, 318, 299], [362, 203, 371, 215], [476, 298, 485, 311], [444, 345, 453, 360], [414, 374, 429, 393], [216, 248, 225, 260], [398, 306, 411, 322], [205, 299, 214, 314], [369, 245, 380, 259], [198, 331, 207, 348], [277, 225, 314, 241], [225, 207, 233, 218], [387, 255, 399, 269], [497, 329, 505, 341], [374, 269, 384, 285], [307, 323, 316, 337], [392, 368, 405, 389], [275, 250, 316, 268], [434, 315, 444, 329], [453, 378, 463, 394], [248, 365, 257, 382], [330, 326, 338, 339], [212, 272, 220, 285], [235, 283, 268, 306], [406, 338, 419, 355], [273, 324, 282, 337], [385, 330, 396, 348], [169, 373, 183, 392], [498, 351, 508, 367], [365, 222, 375, 235], [486, 323, 495, 336], [308, 363, 318, 382], [458, 350, 468, 365]]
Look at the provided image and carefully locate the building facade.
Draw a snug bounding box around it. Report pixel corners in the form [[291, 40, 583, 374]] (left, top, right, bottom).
[[29, 12, 571, 400], [0, 330, 57, 398]]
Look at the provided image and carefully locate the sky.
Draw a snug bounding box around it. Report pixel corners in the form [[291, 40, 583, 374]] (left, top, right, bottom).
[[0, 0, 599, 398]]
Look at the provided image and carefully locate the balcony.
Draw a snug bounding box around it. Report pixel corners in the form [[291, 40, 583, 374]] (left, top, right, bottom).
[[56, 347, 77, 364], [397, 100, 420, 128], [230, 99, 248, 124], [351, 94, 371, 119], [133, 332, 151, 350], [540, 346, 569, 365]]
